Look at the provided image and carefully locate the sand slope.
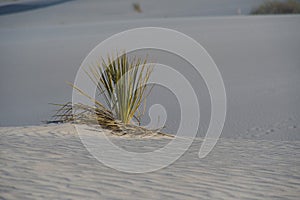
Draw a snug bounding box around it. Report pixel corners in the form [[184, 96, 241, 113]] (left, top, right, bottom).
[[0, 15, 299, 141], [1, 1, 300, 199], [1, 124, 299, 199]]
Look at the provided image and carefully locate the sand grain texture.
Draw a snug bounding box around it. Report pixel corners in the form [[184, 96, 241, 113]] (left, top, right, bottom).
[[1, 124, 299, 199]]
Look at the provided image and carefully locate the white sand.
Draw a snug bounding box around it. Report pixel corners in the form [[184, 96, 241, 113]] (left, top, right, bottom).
[[0, 0, 267, 27], [1, 124, 299, 199], [0, 0, 300, 199], [1, 14, 299, 141]]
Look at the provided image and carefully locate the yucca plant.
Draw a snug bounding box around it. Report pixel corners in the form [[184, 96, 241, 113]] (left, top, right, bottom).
[[85, 52, 153, 125], [48, 52, 173, 137], [50, 51, 154, 127]]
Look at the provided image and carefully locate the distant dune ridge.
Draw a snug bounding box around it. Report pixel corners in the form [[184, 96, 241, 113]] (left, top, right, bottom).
[[0, 0, 73, 15]]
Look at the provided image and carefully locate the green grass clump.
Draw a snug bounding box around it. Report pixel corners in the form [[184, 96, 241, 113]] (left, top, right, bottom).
[[86, 52, 153, 124], [50, 52, 154, 128], [251, 0, 300, 14]]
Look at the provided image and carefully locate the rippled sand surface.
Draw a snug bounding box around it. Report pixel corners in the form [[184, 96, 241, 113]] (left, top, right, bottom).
[[1, 124, 299, 199]]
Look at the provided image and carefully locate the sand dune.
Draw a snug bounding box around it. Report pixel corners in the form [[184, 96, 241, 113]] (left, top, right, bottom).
[[1, 0, 300, 199], [0, 0, 267, 27], [1, 15, 300, 142], [1, 124, 299, 199], [1, 1, 299, 142]]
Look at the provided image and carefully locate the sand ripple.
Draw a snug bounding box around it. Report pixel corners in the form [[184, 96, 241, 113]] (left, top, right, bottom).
[[1, 124, 299, 199]]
